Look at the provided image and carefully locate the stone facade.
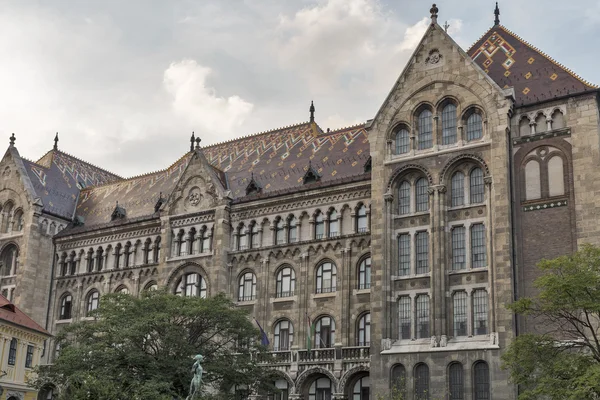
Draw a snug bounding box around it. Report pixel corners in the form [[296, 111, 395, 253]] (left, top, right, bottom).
[[0, 6, 598, 400]]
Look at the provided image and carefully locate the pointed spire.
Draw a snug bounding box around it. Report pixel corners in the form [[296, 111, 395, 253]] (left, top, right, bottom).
[[53, 132, 59, 151], [190, 132, 195, 152], [494, 2, 500, 26], [430, 3, 439, 24], [309, 101, 315, 123], [9, 133, 15, 147]]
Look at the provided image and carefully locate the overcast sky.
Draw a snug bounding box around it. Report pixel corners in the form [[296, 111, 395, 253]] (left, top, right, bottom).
[[2, 0, 598, 177]]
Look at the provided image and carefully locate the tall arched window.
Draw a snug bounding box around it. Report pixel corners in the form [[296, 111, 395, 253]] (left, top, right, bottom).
[[314, 212, 325, 239], [144, 281, 158, 291], [1, 244, 18, 277], [143, 238, 152, 264], [470, 168, 485, 204], [448, 362, 464, 400], [357, 313, 370, 346], [59, 294, 72, 320], [237, 224, 248, 250], [418, 109, 433, 150], [395, 128, 410, 155], [175, 273, 207, 298], [274, 319, 293, 351], [2, 202, 13, 233], [398, 181, 411, 215], [525, 160, 541, 200], [398, 296, 411, 340], [96, 247, 104, 271], [7, 338, 17, 366], [188, 228, 197, 255], [176, 230, 185, 255], [552, 109, 565, 129], [250, 223, 259, 249], [442, 103, 457, 145], [453, 291, 467, 337], [414, 363, 430, 400], [358, 257, 371, 290], [473, 361, 490, 400], [451, 172, 465, 207], [391, 364, 406, 392], [328, 210, 339, 237], [314, 316, 335, 348], [238, 271, 256, 301], [467, 113, 483, 141], [68, 252, 77, 275], [86, 248, 94, 272], [153, 237, 161, 263], [416, 294, 430, 339], [473, 290, 489, 335], [548, 156, 565, 197], [13, 210, 23, 232], [356, 205, 368, 232], [86, 290, 99, 316], [276, 266, 295, 298], [288, 216, 298, 243], [352, 377, 370, 400], [308, 377, 333, 400], [123, 242, 131, 267], [415, 178, 429, 212], [316, 262, 337, 294]]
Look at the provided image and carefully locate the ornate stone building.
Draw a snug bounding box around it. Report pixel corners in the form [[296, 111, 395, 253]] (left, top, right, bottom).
[[0, 4, 597, 400]]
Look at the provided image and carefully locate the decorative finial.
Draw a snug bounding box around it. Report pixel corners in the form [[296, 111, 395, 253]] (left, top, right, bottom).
[[443, 21, 450, 32], [494, 2, 500, 26], [430, 4, 439, 24], [53, 132, 59, 151], [195, 137, 201, 150], [9, 133, 15, 147], [190, 132, 195, 152], [309, 100, 315, 123]]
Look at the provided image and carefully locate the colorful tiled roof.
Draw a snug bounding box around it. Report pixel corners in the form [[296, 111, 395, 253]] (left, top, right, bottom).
[[203, 122, 370, 199], [23, 151, 123, 219], [468, 25, 597, 106], [0, 295, 50, 336]]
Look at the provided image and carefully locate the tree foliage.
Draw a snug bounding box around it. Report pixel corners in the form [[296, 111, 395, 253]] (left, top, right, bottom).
[[502, 244, 600, 399], [32, 291, 278, 400]]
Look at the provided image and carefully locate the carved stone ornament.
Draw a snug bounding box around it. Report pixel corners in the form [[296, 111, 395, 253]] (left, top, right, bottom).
[[188, 189, 202, 207], [425, 49, 442, 65]]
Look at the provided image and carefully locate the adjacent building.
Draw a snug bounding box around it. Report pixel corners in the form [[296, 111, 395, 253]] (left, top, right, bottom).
[[0, 4, 598, 400]]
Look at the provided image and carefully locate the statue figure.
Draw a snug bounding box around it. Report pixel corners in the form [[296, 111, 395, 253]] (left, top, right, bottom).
[[186, 354, 204, 400]]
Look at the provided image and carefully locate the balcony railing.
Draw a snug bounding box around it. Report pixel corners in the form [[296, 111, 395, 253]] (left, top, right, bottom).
[[257, 346, 370, 366]]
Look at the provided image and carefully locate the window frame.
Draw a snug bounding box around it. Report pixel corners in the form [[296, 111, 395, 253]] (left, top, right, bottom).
[[441, 103, 457, 145], [358, 256, 371, 290], [25, 344, 34, 369], [357, 312, 370, 346], [314, 316, 336, 349], [238, 271, 257, 302], [86, 290, 100, 316], [273, 319, 294, 351], [315, 262, 337, 294], [175, 272, 207, 298], [59, 294, 72, 320], [7, 338, 17, 366], [276, 266, 296, 298], [417, 109, 433, 150]]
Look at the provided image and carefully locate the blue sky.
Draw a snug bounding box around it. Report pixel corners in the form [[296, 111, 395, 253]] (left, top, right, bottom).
[[2, 0, 598, 176]]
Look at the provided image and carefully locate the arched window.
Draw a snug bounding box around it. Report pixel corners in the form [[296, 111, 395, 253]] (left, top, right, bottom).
[[250, 223, 259, 249], [548, 156, 565, 197], [358, 257, 371, 290], [123, 242, 132, 268], [352, 377, 370, 400], [519, 116, 530, 136], [442, 103, 457, 145], [449, 362, 464, 400], [398, 181, 411, 215], [451, 172, 465, 207], [114, 243, 122, 269], [525, 160, 541, 200], [49, 222, 56, 236], [274, 319, 293, 351], [316, 262, 337, 294], [59, 252, 67, 277], [238, 225, 248, 250], [13, 210, 23, 232], [86, 248, 94, 272], [356, 205, 368, 233], [68, 251, 77, 275], [2, 202, 13, 233], [176, 230, 185, 256], [40, 219, 48, 234], [398, 296, 411, 340], [391, 364, 406, 392], [314, 316, 335, 348], [270, 380, 289, 400], [200, 227, 211, 253], [415, 178, 429, 212], [453, 291, 467, 337], [175, 273, 207, 298], [473, 290, 488, 335], [328, 210, 339, 238], [552, 109, 565, 129], [276, 266, 295, 298], [357, 312, 370, 346], [416, 294, 430, 339], [153, 237, 161, 263], [96, 247, 104, 271], [418, 109, 433, 150], [288, 216, 298, 243], [314, 212, 325, 239], [471, 224, 486, 268], [7, 338, 17, 366], [188, 228, 197, 255], [535, 113, 546, 133], [143, 238, 152, 264], [59, 294, 72, 320], [116, 286, 130, 295], [395, 128, 410, 155], [0, 244, 18, 277], [86, 291, 99, 315], [473, 361, 490, 400], [275, 218, 285, 244], [470, 168, 485, 204], [414, 363, 430, 400], [238, 271, 256, 302], [467, 113, 483, 141], [451, 226, 466, 270], [308, 377, 333, 400], [144, 281, 158, 291]]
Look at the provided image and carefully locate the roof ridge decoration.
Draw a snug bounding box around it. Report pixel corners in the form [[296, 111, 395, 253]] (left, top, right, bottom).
[[203, 121, 312, 149], [36, 149, 124, 180]]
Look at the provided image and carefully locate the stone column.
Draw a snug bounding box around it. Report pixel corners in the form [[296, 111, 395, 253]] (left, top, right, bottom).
[[432, 114, 440, 149], [341, 247, 351, 345], [383, 191, 394, 339], [484, 175, 496, 332], [429, 185, 440, 337]]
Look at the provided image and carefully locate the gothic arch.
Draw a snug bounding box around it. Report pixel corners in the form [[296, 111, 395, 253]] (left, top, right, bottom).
[[338, 365, 370, 393], [387, 164, 434, 191], [439, 153, 490, 184], [166, 262, 209, 290], [294, 366, 339, 393], [272, 370, 296, 394]]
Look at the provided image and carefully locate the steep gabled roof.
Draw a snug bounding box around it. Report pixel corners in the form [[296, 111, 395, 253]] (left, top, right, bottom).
[[23, 150, 123, 219], [0, 295, 50, 336], [468, 25, 597, 106]]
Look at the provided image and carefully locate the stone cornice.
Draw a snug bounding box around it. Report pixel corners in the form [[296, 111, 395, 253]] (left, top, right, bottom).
[[56, 226, 161, 250]]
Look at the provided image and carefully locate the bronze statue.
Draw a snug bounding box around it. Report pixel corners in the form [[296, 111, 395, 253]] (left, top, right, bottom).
[[186, 354, 204, 400]]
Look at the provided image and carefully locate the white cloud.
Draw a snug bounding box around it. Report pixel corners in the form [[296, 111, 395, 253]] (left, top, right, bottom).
[[399, 17, 429, 51], [163, 60, 254, 136]]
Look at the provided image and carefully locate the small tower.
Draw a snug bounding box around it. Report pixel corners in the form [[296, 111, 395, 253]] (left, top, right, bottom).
[[494, 2, 500, 26], [54, 132, 59, 151], [309, 101, 315, 123]]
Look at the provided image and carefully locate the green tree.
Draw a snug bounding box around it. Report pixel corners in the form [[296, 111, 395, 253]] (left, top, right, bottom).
[[502, 244, 600, 399], [32, 291, 278, 400]]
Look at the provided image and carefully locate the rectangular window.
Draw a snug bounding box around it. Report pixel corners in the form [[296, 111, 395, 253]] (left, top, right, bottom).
[[25, 345, 34, 368], [442, 105, 457, 145], [451, 173, 465, 207], [416, 295, 430, 339], [7, 338, 17, 366], [418, 111, 433, 150], [452, 227, 466, 270], [398, 296, 411, 340], [453, 292, 467, 337], [471, 224, 487, 268], [415, 232, 429, 274], [398, 182, 411, 215], [473, 290, 488, 335], [398, 234, 411, 276]]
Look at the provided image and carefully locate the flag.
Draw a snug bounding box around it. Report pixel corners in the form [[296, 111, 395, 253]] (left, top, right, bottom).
[[255, 318, 270, 346], [306, 313, 315, 352]]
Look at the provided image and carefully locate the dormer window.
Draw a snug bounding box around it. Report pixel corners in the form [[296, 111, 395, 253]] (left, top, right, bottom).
[[245, 174, 262, 195], [111, 202, 126, 221], [303, 163, 321, 184]]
